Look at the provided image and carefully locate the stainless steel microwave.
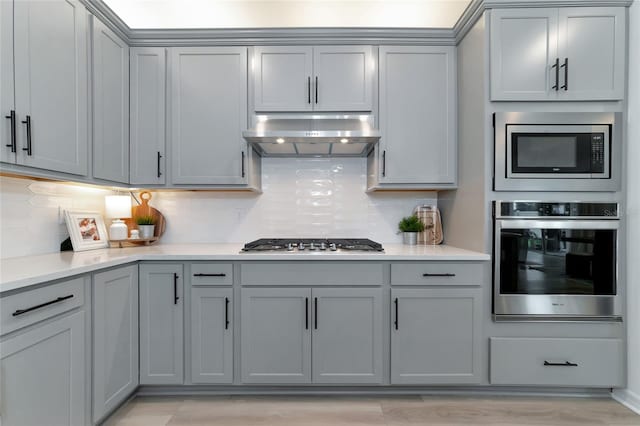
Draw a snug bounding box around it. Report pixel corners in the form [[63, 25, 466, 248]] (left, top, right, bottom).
[[494, 112, 622, 191]]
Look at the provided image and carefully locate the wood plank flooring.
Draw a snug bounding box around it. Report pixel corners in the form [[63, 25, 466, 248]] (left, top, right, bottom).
[[104, 395, 640, 426]]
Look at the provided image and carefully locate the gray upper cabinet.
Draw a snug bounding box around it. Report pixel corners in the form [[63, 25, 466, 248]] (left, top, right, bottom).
[[372, 46, 456, 188], [0, 311, 86, 426], [0, 0, 14, 166], [139, 263, 184, 385], [92, 17, 129, 184], [170, 47, 249, 185], [391, 287, 482, 384], [253, 46, 313, 112], [4, 0, 89, 175], [313, 46, 373, 111], [241, 287, 312, 384], [253, 45, 373, 112], [190, 286, 233, 384], [92, 265, 139, 423], [490, 7, 625, 101], [130, 47, 167, 185], [311, 288, 383, 384]]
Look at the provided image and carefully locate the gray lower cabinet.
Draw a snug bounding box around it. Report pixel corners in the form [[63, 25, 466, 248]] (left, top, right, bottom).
[[191, 287, 233, 383], [91, 16, 129, 184], [490, 337, 624, 387], [92, 265, 139, 423], [312, 288, 383, 384], [241, 287, 311, 384], [391, 288, 482, 384], [0, 310, 86, 425], [139, 264, 184, 385], [241, 287, 383, 384]]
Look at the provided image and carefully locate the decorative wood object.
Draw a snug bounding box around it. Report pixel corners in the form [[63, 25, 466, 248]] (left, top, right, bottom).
[[112, 191, 166, 247]]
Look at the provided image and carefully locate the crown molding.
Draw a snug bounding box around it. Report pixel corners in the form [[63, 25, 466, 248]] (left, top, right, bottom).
[[82, 0, 634, 47]]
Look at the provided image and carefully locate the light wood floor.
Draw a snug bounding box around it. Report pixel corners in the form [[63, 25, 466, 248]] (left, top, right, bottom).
[[104, 395, 640, 426]]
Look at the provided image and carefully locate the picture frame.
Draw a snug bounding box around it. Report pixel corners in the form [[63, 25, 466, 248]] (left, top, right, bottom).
[[64, 210, 109, 252]]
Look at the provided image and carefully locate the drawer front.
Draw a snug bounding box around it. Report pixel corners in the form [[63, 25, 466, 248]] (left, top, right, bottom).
[[191, 263, 233, 286], [391, 262, 483, 286], [1, 277, 85, 336], [240, 263, 384, 286], [490, 337, 624, 387]]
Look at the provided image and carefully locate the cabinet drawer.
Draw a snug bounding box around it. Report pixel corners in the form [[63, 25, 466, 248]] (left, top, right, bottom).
[[1, 277, 85, 336], [490, 337, 624, 387], [240, 263, 384, 286], [391, 262, 483, 286], [191, 263, 233, 285]]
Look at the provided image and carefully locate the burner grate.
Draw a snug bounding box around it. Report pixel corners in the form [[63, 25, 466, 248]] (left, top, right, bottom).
[[241, 238, 383, 252]]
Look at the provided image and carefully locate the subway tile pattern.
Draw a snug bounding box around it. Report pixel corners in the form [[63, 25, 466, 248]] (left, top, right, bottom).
[[0, 158, 436, 258], [0, 177, 111, 259], [154, 158, 436, 244]]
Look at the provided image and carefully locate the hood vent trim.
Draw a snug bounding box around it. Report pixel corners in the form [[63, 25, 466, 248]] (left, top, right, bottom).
[[243, 113, 381, 157]]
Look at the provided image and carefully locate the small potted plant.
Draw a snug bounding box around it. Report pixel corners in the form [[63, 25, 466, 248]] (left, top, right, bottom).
[[135, 215, 156, 239], [398, 215, 424, 245]]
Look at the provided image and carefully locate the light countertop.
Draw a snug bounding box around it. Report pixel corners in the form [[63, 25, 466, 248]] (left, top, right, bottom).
[[0, 243, 490, 293]]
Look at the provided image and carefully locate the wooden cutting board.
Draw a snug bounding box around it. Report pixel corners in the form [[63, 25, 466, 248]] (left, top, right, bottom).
[[124, 191, 166, 244]]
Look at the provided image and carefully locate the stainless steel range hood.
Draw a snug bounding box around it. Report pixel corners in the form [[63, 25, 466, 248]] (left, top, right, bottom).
[[242, 114, 381, 157]]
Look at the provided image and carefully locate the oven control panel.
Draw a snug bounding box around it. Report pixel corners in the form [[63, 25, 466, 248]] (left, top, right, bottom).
[[496, 201, 619, 218]]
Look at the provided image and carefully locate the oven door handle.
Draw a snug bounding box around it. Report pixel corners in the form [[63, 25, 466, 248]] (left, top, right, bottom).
[[495, 219, 619, 231]]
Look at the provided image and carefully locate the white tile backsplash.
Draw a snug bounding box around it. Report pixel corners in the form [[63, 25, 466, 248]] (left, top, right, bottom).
[[0, 177, 112, 259], [0, 158, 435, 258], [152, 158, 436, 244]]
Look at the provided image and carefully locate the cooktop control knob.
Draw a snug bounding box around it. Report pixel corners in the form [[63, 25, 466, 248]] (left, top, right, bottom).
[[298, 242, 305, 250], [329, 243, 337, 251], [287, 243, 294, 251], [309, 242, 317, 250], [320, 242, 327, 250]]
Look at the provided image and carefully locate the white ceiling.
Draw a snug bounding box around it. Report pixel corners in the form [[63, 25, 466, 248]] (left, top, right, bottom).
[[102, 0, 472, 29]]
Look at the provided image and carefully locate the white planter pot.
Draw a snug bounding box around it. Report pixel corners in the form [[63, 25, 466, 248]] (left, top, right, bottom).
[[138, 225, 155, 239]]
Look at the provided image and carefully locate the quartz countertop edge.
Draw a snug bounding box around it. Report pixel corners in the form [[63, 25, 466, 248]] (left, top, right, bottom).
[[0, 243, 490, 294]]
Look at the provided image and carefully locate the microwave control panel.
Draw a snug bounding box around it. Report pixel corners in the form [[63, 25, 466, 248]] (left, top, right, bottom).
[[591, 134, 606, 172]]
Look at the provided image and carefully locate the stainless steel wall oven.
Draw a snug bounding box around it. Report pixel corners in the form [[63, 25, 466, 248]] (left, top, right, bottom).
[[493, 201, 621, 321], [494, 112, 622, 192]]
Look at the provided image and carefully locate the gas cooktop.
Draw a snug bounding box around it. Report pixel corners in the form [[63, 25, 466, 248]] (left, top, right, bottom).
[[241, 238, 384, 253]]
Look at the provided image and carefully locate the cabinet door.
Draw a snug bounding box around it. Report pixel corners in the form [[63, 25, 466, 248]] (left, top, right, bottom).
[[0, 311, 86, 426], [191, 287, 233, 384], [0, 0, 15, 165], [241, 288, 311, 384], [253, 46, 313, 112], [557, 7, 625, 100], [391, 288, 481, 384], [130, 47, 166, 185], [13, 0, 88, 175], [311, 288, 383, 384], [139, 264, 184, 385], [171, 47, 248, 184], [92, 17, 129, 184], [378, 46, 456, 184], [313, 46, 373, 111], [92, 265, 138, 423], [490, 8, 558, 100]]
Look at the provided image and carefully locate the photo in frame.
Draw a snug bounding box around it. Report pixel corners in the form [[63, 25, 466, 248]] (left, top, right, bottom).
[[64, 210, 109, 252]]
